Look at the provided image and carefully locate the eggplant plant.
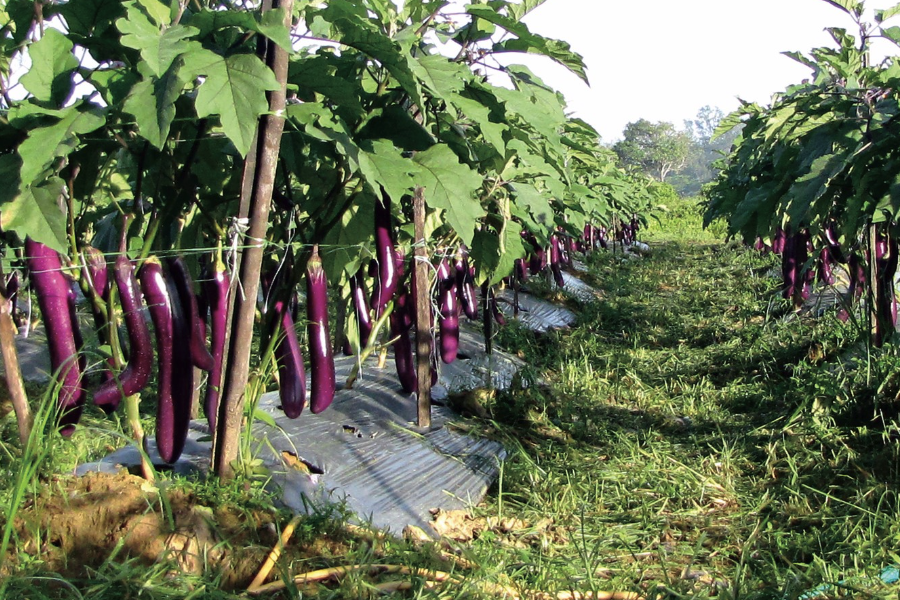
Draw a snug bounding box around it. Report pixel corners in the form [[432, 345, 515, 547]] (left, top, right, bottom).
[[0, 0, 657, 475], [705, 0, 900, 344]]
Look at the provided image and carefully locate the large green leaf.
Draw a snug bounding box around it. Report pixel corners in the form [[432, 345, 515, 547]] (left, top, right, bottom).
[[288, 53, 365, 116], [356, 105, 435, 151], [466, 4, 587, 83], [359, 139, 417, 203], [321, 191, 376, 278], [17, 103, 106, 183], [509, 182, 553, 233], [410, 54, 470, 101], [186, 51, 280, 157], [506, 0, 548, 21], [411, 144, 484, 245], [0, 176, 68, 252], [123, 63, 188, 149], [20, 29, 79, 105], [117, 0, 199, 78], [876, 3, 900, 22], [494, 67, 566, 148], [471, 219, 525, 285], [449, 92, 507, 154], [190, 8, 292, 52], [821, 0, 862, 17], [311, 0, 425, 114]]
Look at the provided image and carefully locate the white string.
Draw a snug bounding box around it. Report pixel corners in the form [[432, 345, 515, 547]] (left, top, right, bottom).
[[227, 216, 250, 300]]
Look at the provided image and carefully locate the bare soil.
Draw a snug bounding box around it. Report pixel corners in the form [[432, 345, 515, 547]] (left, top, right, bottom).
[[9, 471, 352, 590]]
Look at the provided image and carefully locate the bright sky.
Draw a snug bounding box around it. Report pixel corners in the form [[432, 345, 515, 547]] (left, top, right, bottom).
[[500, 0, 870, 141]]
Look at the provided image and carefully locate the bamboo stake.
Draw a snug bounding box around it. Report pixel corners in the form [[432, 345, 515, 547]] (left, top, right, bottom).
[[0, 279, 31, 446], [247, 514, 303, 591], [413, 187, 432, 429], [247, 560, 642, 600], [214, 0, 293, 479]]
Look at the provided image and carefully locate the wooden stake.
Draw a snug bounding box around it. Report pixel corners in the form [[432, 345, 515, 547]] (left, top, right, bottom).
[[513, 266, 520, 319], [214, 0, 293, 479], [413, 188, 432, 429], [869, 224, 879, 346], [0, 279, 31, 446]]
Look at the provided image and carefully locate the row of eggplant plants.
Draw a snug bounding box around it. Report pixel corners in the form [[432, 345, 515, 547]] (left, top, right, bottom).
[[0, 0, 658, 477], [705, 0, 900, 347]]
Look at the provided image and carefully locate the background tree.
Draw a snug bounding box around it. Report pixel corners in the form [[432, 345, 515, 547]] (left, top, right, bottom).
[[612, 119, 691, 182], [670, 105, 741, 196]]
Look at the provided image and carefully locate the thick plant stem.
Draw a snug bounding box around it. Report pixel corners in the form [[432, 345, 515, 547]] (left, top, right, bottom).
[[0, 285, 31, 446], [482, 282, 493, 355], [214, 0, 293, 480], [124, 393, 153, 481]]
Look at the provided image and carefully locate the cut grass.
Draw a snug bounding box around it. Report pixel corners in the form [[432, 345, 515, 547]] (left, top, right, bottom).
[[1, 200, 899, 598]]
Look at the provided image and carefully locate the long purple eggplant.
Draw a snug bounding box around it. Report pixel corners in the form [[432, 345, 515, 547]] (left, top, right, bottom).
[[438, 258, 459, 364], [26, 238, 85, 436], [139, 257, 193, 464], [489, 286, 506, 325], [274, 297, 306, 418], [824, 222, 846, 263], [455, 252, 478, 320], [307, 245, 335, 414], [371, 197, 400, 319], [874, 233, 898, 347], [549, 235, 565, 287], [794, 230, 812, 304], [202, 256, 229, 432], [349, 269, 373, 353], [93, 256, 153, 413], [817, 247, 835, 285], [772, 228, 787, 255], [168, 256, 215, 372], [82, 246, 109, 301], [7, 272, 21, 329], [391, 283, 417, 393], [781, 231, 797, 301]]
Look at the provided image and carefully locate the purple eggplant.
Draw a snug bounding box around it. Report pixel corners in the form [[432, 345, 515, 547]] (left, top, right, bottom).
[[874, 233, 898, 347], [6, 272, 21, 329], [139, 257, 193, 464], [371, 197, 400, 318], [817, 247, 835, 285], [489, 286, 506, 325], [549, 235, 565, 288], [824, 222, 846, 263], [202, 256, 229, 432], [307, 245, 335, 414], [349, 269, 373, 353], [93, 255, 153, 413], [772, 228, 787, 255], [26, 238, 86, 435], [514, 259, 527, 283], [82, 246, 109, 301], [168, 256, 215, 372], [438, 258, 459, 364], [274, 297, 306, 418], [391, 283, 417, 393], [455, 251, 478, 320]]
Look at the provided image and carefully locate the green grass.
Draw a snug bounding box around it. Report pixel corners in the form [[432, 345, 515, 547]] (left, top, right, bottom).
[[2, 201, 900, 598]]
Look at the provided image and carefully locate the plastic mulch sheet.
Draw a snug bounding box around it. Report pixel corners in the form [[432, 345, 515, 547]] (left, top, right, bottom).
[[78, 348, 508, 536], [496, 288, 576, 332]]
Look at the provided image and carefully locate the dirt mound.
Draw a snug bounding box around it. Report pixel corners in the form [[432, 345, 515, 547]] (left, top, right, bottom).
[[9, 471, 348, 589]]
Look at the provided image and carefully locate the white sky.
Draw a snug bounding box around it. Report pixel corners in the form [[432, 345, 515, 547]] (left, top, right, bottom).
[[498, 0, 876, 141]]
